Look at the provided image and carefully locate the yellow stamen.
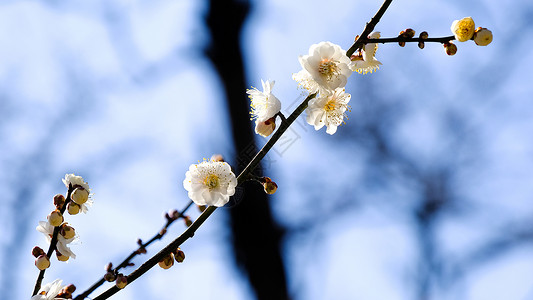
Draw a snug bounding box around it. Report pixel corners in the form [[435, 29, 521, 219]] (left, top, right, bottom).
[[204, 174, 220, 190]]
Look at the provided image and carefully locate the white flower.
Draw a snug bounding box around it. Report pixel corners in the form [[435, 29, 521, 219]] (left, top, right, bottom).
[[36, 221, 77, 259], [62, 174, 93, 213], [350, 31, 382, 74], [294, 41, 352, 94], [183, 160, 238, 207], [451, 17, 475, 42], [31, 279, 64, 300], [305, 88, 351, 135], [247, 80, 282, 137]]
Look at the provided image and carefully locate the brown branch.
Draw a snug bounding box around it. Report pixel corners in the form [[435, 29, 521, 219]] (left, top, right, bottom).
[[91, 92, 317, 300], [346, 0, 393, 57], [366, 35, 455, 44], [32, 184, 74, 296], [73, 200, 194, 300]]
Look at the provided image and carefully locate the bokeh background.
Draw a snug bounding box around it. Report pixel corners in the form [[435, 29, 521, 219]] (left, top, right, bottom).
[[1, 0, 532, 299]]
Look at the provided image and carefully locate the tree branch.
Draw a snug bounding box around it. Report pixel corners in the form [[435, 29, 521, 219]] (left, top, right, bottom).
[[346, 0, 393, 57], [73, 201, 194, 300], [91, 92, 316, 300], [32, 185, 73, 296]]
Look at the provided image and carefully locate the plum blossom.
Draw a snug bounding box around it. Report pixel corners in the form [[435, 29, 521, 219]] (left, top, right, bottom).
[[183, 160, 237, 207], [31, 279, 64, 300], [293, 41, 352, 94], [305, 88, 351, 135], [350, 31, 382, 74], [247, 80, 282, 136]]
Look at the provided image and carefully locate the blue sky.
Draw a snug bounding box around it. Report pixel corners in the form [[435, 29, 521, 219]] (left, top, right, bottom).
[[1, 0, 532, 299]]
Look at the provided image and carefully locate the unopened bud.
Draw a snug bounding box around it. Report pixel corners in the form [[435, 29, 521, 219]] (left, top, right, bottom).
[[65, 284, 76, 294], [169, 209, 180, 220], [47, 210, 64, 227], [398, 41, 406, 47], [53, 194, 66, 209], [60, 224, 76, 239], [175, 248, 185, 263], [104, 271, 116, 282], [159, 228, 167, 236], [419, 31, 428, 39], [32, 246, 45, 258], [444, 42, 457, 56], [115, 274, 128, 289], [159, 253, 174, 269], [210, 154, 225, 162], [183, 216, 193, 227], [105, 262, 113, 271], [404, 28, 415, 38], [418, 41, 425, 49], [263, 181, 278, 195], [71, 187, 89, 205], [56, 251, 70, 262], [35, 254, 50, 270], [473, 27, 492, 46], [197, 205, 207, 213], [67, 202, 80, 215]]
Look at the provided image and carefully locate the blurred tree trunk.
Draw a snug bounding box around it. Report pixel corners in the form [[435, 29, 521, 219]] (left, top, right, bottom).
[[205, 0, 290, 299]]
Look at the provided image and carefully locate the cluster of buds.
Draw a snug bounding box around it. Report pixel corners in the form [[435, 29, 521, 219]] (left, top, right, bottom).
[[32, 246, 50, 270], [158, 248, 186, 270], [55, 284, 76, 299], [33, 174, 92, 271], [446, 17, 493, 55], [397, 28, 416, 47], [103, 262, 128, 289]]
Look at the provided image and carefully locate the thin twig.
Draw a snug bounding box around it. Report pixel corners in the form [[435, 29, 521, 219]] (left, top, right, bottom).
[[346, 0, 393, 57], [73, 201, 194, 300], [92, 92, 317, 300], [366, 35, 455, 44], [32, 184, 73, 296]]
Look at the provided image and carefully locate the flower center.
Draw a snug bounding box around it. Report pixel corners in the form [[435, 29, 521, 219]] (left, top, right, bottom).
[[324, 99, 337, 112], [204, 174, 220, 190], [318, 59, 339, 80]]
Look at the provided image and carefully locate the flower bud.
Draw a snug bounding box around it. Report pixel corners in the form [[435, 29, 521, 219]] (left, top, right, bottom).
[[105, 262, 113, 271], [35, 254, 50, 270], [255, 117, 276, 137], [451, 17, 475, 42], [404, 28, 415, 38], [473, 27, 492, 46], [71, 187, 89, 205], [444, 42, 457, 56], [47, 210, 64, 227], [175, 248, 185, 263], [67, 202, 80, 215], [65, 284, 76, 294], [115, 274, 127, 289], [197, 205, 207, 213], [183, 216, 193, 227], [56, 251, 70, 262], [210, 154, 225, 162], [263, 181, 278, 194], [104, 271, 116, 282], [398, 41, 406, 47], [32, 246, 45, 258], [158, 253, 174, 269], [53, 194, 66, 209], [419, 31, 428, 39], [169, 209, 180, 220], [60, 224, 76, 239], [418, 41, 425, 49]]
